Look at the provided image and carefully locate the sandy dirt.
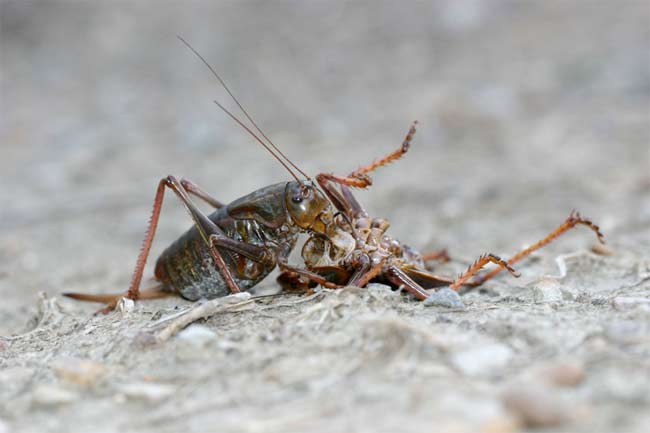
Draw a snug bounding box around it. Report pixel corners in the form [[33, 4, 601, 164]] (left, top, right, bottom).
[[1, 1, 649, 432]]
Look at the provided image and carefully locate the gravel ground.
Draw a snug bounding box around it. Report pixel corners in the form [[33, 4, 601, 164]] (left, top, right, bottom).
[[1, 1, 649, 432]]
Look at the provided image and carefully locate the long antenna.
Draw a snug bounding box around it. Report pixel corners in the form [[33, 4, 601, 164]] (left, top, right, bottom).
[[177, 35, 310, 179], [213, 100, 301, 182]]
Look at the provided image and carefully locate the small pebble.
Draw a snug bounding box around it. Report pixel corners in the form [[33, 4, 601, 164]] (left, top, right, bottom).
[[451, 343, 513, 376], [480, 415, 521, 433], [177, 324, 218, 347], [590, 243, 615, 256], [31, 385, 79, 407], [560, 286, 579, 301], [423, 287, 465, 309], [541, 362, 585, 387], [502, 384, 572, 428], [117, 382, 175, 402], [52, 357, 106, 387], [117, 297, 134, 315], [531, 278, 563, 303], [612, 296, 650, 311]]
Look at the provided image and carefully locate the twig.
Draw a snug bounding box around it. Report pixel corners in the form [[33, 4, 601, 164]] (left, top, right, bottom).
[[151, 293, 253, 343]]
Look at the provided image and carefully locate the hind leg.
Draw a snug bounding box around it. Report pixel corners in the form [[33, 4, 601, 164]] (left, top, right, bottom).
[[65, 176, 269, 313]]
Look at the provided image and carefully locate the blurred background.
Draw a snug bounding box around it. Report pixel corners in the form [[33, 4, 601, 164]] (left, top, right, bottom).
[[1, 0, 648, 323]]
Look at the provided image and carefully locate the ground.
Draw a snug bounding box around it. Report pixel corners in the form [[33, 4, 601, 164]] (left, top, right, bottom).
[[1, 1, 649, 432]]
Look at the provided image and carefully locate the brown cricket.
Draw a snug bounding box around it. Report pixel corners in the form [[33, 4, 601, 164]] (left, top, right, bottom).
[[64, 37, 605, 312]]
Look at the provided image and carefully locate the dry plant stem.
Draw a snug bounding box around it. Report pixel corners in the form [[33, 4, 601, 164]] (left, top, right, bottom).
[[154, 293, 253, 343], [475, 210, 605, 284]]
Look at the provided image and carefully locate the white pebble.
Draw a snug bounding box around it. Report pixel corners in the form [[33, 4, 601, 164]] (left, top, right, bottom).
[[531, 278, 564, 303], [451, 343, 513, 376], [177, 324, 218, 347], [117, 382, 175, 402], [31, 385, 79, 407]]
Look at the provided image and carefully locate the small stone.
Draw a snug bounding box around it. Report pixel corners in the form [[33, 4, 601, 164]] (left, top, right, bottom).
[[612, 296, 650, 311], [366, 283, 400, 302], [423, 288, 465, 309], [502, 384, 571, 428], [591, 297, 608, 306], [590, 243, 615, 256], [117, 297, 134, 315], [52, 357, 106, 387], [451, 343, 513, 376], [480, 415, 521, 433], [133, 331, 158, 347], [531, 278, 563, 303], [177, 324, 218, 347], [541, 362, 585, 387], [31, 385, 79, 407], [560, 286, 579, 301], [117, 382, 175, 402]]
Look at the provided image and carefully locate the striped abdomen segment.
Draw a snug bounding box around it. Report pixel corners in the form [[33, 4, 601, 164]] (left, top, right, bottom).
[[154, 211, 279, 301]]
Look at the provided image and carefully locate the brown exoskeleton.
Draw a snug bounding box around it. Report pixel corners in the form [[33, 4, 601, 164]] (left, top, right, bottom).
[[64, 38, 605, 312]]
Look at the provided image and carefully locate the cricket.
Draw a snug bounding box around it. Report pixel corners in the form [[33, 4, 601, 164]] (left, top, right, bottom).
[[64, 37, 605, 313]]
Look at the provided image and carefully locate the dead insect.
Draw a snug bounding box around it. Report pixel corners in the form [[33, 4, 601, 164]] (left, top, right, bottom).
[[64, 37, 605, 312]]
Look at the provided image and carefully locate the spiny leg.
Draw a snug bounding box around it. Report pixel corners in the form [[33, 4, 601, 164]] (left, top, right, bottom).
[[474, 210, 604, 285], [107, 176, 247, 312], [350, 120, 417, 178], [315, 120, 419, 218], [449, 254, 520, 291]]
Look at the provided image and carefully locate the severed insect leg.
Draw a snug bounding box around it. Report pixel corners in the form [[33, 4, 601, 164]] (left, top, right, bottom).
[[180, 178, 225, 208], [385, 266, 431, 300], [315, 120, 419, 218], [474, 210, 605, 284], [449, 254, 520, 291], [350, 120, 417, 179]]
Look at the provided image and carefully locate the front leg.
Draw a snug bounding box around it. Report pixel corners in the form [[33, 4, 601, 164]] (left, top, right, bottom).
[[315, 120, 419, 220]]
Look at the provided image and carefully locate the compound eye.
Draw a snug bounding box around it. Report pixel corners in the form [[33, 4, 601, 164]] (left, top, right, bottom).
[[292, 194, 303, 204]]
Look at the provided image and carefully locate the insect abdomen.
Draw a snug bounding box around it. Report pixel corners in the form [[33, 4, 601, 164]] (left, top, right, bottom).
[[154, 209, 275, 301]]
